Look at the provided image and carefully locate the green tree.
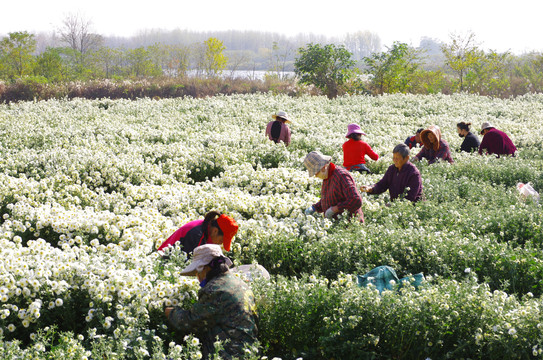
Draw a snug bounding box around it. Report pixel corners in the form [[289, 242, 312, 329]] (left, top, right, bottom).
[[294, 43, 355, 98], [92, 46, 123, 79], [441, 31, 484, 91], [0, 31, 36, 80], [363, 42, 422, 94], [125, 47, 162, 78], [34, 47, 68, 82], [465, 50, 511, 96], [203, 37, 227, 77], [513, 52, 543, 94]]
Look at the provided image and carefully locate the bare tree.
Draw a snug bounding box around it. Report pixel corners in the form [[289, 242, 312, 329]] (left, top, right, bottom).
[[58, 13, 103, 72], [343, 31, 381, 61]]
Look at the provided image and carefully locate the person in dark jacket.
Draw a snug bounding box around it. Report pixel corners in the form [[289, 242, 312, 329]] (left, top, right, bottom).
[[478, 121, 517, 156], [457, 122, 480, 152], [157, 211, 238, 254], [360, 144, 423, 202], [165, 244, 258, 359], [404, 128, 423, 149]]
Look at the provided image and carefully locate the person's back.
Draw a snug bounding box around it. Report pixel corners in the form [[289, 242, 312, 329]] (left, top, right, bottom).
[[265, 111, 292, 146], [460, 132, 480, 152], [269, 120, 282, 143], [196, 272, 258, 358], [479, 128, 516, 156]]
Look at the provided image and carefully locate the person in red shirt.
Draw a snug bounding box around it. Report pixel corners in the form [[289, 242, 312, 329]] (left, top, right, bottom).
[[304, 151, 364, 222], [342, 123, 379, 174], [157, 211, 239, 255]]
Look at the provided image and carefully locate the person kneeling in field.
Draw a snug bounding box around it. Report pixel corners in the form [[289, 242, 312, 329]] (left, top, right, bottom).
[[165, 244, 258, 359], [157, 211, 238, 255], [360, 144, 423, 202], [304, 150, 364, 222], [478, 121, 516, 157], [342, 123, 379, 174], [412, 125, 454, 164]]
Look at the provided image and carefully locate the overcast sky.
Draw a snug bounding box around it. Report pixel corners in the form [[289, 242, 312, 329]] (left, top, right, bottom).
[[2, 0, 542, 54]]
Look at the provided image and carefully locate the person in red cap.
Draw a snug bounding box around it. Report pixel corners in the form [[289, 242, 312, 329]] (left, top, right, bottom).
[[157, 211, 238, 254], [342, 123, 379, 174]]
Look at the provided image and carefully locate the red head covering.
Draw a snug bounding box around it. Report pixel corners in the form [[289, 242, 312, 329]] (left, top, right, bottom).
[[217, 214, 238, 251]]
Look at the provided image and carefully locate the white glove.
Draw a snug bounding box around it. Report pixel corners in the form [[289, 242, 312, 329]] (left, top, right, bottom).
[[325, 207, 336, 219], [304, 206, 316, 215]]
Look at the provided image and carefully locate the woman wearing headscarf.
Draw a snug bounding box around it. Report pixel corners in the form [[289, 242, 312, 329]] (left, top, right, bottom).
[[165, 244, 258, 359], [157, 211, 238, 254], [413, 125, 454, 164]]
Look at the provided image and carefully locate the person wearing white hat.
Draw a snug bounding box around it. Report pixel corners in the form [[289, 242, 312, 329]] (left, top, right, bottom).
[[303, 150, 364, 222], [265, 110, 292, 146], [478, 121, 516, 156], [342, 123, 379, 174], [165, 244, 257, 359]]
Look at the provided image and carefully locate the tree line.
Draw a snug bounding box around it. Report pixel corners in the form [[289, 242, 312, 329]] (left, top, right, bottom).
[[1, 13, 543, 99], [296, 33, 543, 98]]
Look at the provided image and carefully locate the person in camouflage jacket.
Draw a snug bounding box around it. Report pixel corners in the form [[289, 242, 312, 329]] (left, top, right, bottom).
[[165, 244, 258, 359]]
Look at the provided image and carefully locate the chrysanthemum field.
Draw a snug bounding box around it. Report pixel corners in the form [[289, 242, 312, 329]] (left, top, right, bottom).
[[1, 93, 543, 359]]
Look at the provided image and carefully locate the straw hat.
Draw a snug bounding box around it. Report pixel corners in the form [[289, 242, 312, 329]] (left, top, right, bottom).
[[271, 111, 291, 123], [480, 121, 494, 135], [180, 244, 233, 276], [304, 151, 332, 177]]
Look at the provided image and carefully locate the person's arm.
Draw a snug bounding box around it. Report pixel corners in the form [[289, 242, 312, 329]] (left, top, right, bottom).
[[404, 170, 422, 202], [478, 134, 489, 155], [167, 290, 218, 333], [369, 167, 392, 195], [284, 124, 291, 146], [414, 147, 427, 161], [434, 141, 453, 163], [265, 122, 271, 138], [334, 174, 362, 213], [313, 200, 323, 213], [364, 143, 379, 161]]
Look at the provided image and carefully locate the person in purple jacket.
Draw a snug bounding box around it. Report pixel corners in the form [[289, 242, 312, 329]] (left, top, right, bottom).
[[478, 121, 517, 157], [413, 125, 454, 164], [360, 144, 423, 202]]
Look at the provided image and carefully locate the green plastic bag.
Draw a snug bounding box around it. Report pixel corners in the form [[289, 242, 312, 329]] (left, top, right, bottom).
[[357, 265, 424, 293]]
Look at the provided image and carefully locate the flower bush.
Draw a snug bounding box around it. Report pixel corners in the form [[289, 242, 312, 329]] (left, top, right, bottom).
[[0, 93, 542, 358]]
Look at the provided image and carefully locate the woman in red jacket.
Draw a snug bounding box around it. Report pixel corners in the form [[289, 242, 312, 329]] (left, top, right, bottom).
[[157, 211, 238, 255], [342, 123, 379, 174]]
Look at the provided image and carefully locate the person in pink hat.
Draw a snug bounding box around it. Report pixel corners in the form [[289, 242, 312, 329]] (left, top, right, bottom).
[[342, 123, 379, 174]]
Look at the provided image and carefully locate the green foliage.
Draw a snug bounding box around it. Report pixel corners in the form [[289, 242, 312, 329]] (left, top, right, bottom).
[[34, 48, 69, 82], [363, 42, 422, 94], [203, 37, 228, 77], [254, 274, 543, 360], [441, 32, 485, 91], [0, 32, 36, 80], [125, 47, 162, 78], [294, 43, 355, 98]]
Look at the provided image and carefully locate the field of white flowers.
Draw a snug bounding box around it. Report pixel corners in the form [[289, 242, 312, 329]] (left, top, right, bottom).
[[0, 93, 542, 359]]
